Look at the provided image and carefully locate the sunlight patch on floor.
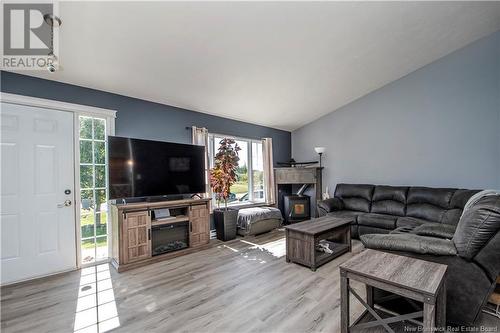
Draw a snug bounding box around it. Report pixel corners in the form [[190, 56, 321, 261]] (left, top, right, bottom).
[[239, 238, 286, 258], [74, 264, 120, 333], [220, 244, 239, 252]]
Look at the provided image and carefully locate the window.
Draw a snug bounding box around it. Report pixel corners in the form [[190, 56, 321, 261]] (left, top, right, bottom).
[[79, 116, 109, 264], [208, 134, 265, 205]]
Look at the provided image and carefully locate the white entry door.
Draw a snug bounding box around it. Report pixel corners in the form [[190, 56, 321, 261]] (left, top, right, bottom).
[[1, 102, 76, 284]]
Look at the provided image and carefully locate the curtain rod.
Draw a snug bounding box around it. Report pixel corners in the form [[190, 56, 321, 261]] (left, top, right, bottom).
[[187, 126, 209, 130]]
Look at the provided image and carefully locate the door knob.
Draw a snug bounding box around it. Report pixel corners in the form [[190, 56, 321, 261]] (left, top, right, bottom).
[[57, 200, 72, 208]]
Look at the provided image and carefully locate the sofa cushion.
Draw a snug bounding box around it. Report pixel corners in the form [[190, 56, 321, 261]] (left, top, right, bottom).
[[358, 225, 392, 236], [411, 223, 456, 239], [407, 187, 456, 207], [371, 185, 408, 216], [396, 216, 432, 228], [406, 204, 447, 223], [326, 210, 363, 224], [453, 195, 500, 260], [360, 233, 457, 255], [406, 187, 456, 222], [334, 184, 374, 213], [358, 213, 397, 230]]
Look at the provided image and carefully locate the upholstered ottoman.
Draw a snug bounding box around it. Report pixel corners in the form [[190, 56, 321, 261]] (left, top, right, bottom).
[[237, 207, 283, 236]]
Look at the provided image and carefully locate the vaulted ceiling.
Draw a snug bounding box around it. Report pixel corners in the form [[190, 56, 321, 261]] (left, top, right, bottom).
[[12, 2, 500, 131]]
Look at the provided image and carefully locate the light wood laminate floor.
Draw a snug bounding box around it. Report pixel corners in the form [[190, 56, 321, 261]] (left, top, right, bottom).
[[1, 229, 498, 333]]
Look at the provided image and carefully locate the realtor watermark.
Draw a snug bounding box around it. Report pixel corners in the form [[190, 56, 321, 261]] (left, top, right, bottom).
[[1, 2, 60, 71], [404, 325, 498, 332]]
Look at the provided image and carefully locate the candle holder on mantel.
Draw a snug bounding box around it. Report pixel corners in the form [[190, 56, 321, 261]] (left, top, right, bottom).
[[314, 147, 326, 168]]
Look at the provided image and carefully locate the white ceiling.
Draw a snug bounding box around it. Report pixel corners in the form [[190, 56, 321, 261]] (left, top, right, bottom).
[[12, 2, 500, 131]]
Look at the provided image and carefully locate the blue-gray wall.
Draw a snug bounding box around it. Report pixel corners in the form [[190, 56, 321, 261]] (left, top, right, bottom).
[[0, 71, 291, 166], [292, 30, 500, 191]]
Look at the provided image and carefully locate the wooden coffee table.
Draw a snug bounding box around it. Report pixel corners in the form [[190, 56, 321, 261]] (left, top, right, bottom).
[[339, 249, 447, 333], [284, 216, 352, 271]]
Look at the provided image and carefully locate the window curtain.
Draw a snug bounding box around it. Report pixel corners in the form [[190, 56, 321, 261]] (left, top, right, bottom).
[[262, 138, 276, 205], [191, 126, 211, 201]]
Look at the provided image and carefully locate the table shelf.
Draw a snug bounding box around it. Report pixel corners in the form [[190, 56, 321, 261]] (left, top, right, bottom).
[[315, 241, 350, 265]]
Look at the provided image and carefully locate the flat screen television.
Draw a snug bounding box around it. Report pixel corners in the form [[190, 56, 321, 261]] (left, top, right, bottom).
[[108, 136, 205, 199]]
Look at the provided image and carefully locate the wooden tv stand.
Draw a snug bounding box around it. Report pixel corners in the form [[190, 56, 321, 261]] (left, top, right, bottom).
[[110, 198, 211, 272]]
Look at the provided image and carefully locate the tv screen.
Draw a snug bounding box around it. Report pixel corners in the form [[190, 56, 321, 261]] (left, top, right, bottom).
[[108, 136, 205, 199]]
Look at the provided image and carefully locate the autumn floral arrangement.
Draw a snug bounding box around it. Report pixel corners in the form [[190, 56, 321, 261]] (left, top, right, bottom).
[[209, 138, 241, 209]]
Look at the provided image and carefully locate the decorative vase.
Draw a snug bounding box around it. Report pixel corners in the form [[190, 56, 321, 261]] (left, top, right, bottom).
[[214, 208, 238, 241]]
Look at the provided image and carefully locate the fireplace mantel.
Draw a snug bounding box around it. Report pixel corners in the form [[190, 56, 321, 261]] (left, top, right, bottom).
[[275, 167, 322, 185]]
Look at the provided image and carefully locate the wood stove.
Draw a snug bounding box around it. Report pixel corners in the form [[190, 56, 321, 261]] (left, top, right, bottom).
[[283, 195, 311, 224], [274, 167, 323, 221]]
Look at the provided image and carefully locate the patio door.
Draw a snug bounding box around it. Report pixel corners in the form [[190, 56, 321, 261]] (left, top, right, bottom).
[[1, 102, 76, 284]]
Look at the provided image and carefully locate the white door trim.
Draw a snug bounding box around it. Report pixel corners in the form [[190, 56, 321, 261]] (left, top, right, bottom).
[[1, 92, 116, 271], [1, 93, 117, 119]]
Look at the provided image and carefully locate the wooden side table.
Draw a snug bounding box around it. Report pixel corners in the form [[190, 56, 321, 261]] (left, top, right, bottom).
[[339, 249, 447, 333]]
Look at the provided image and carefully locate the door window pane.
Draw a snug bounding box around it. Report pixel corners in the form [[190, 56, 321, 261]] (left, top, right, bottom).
[[79, 117, 93, 139], [81, 239, 96, 264], [80, 141, 93, 164], [95, 166, 106, 188], [81, 216, 94, 238], [95, 189, 107, 212], [81, 190, 94, 210], [95, 236, 108, 260], [95, 213, 107, 236], [80, 165, 93, 189], [93, 119, 105, 140], [94, 141, 106, 164]]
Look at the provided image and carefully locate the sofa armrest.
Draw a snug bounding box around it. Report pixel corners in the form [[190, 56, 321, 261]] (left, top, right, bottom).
[[360, 233, 457, 256], [317, 197, 344, 216]]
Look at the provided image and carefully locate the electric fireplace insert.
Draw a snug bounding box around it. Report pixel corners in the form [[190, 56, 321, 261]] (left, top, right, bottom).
[[151, 222, 189, 256]]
